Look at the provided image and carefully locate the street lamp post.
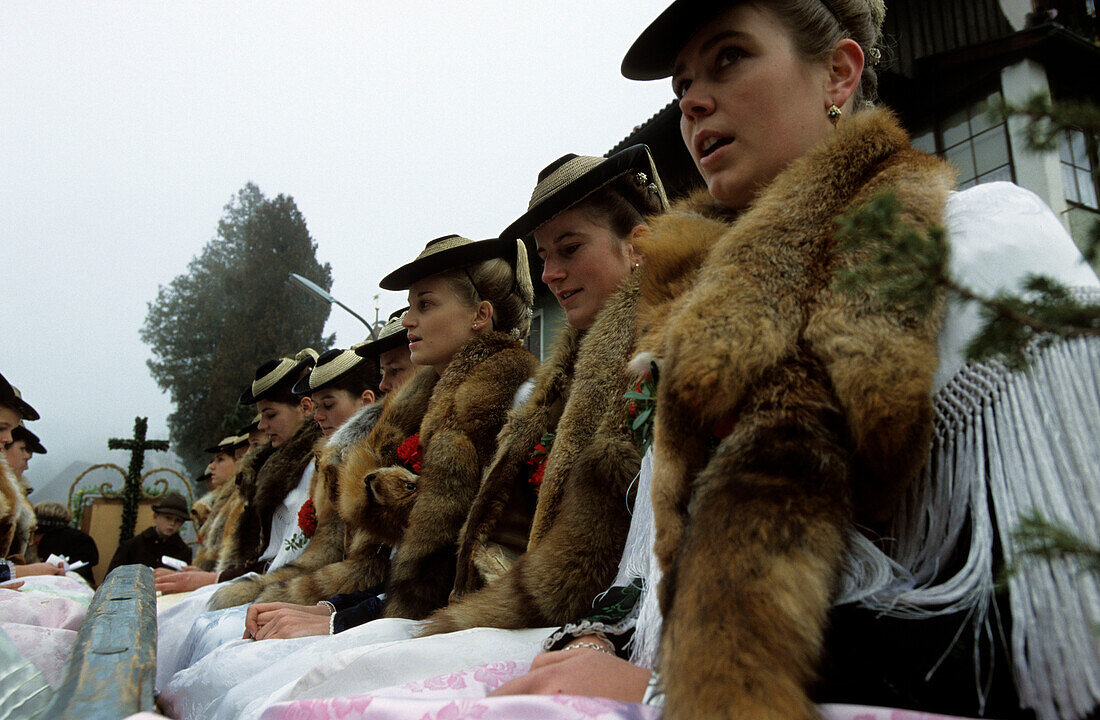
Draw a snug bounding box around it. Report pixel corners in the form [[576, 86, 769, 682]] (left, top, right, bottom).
[[288, 273, 381, 340]]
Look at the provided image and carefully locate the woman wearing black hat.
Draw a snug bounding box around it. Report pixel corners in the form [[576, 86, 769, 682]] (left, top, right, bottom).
[[423, 145, 670, 636]]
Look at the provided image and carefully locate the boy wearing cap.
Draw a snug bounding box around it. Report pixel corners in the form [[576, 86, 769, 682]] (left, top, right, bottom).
[[107, 491, 193, 573]]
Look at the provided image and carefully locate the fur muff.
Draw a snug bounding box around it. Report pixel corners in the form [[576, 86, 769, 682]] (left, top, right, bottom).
[[382, 331, 536, 620], [216, 419, 322, 574], [252, 373, 438, 606], [423, 281, 641, 634], [637, 109, 954, 720]]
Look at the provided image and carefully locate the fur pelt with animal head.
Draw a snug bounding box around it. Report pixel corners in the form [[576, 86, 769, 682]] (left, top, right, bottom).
[[635, 108, 953, 720], [253, 379, 438, 606], [382, 330, 536, 620], [424, 280, 641, 634], [216, 419, 321, 572]]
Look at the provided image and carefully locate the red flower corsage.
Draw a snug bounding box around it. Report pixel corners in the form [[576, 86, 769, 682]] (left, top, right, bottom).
[[526, 432, 555, 491], [397, 434, 423, 474], [297, 498, 317, 538]]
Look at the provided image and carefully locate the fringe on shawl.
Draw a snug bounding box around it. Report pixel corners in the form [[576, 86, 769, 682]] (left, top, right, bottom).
[[618, 328, 1100, 718], [841, 327, 1100, 720]]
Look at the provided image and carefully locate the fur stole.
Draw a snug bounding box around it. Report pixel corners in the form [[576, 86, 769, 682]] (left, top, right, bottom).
[[451, 323, 584, 596], [217, 419, 322, 572], [209, 403, 387, 608], [424, 280, 641, 634], [382, 330, 536, 620], [192, 480, 238, 570], [636, 109, 954, 720], [0, 454, 20, 558]]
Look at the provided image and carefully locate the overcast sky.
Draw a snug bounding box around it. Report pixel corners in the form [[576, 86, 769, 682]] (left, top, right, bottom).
[[1, 1, 677, 496]]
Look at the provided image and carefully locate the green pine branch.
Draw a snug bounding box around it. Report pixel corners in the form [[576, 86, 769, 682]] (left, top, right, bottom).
[[1008, 509, 1100, 576]]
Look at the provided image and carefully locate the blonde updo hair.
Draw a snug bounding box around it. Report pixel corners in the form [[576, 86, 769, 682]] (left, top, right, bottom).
[[440, 238, 535, 341], [770, 0, 886, 111]]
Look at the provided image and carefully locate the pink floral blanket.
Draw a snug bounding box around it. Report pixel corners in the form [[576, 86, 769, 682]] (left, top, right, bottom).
[[0, 574, 94, 687]]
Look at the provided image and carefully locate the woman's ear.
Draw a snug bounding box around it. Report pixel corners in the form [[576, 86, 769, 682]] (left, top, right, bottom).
[[472, 300, 494, 331], [826, 38, 864, 111], [360, 389, 376, 405], [626, 225, 649, 267], [298, 396, 314, 416]]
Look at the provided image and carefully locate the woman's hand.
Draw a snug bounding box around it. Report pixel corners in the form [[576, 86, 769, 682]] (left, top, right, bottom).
[[154, 570, 217, 594], [1, 580, 26, 590], [245, 602, 332, 640], [15, 562, 66, 578], [488, 639, 650, 703]]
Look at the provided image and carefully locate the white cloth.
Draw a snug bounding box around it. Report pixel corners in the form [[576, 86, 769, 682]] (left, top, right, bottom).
[[156, 462, 316, 690]]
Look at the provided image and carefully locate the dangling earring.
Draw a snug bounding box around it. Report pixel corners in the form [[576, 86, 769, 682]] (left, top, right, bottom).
[[827, 104, 842, 126]]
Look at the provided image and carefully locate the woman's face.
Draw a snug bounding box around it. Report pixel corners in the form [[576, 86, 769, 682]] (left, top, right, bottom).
[[674, 2, 834, 211], [205, 451, 236, 488], [256, 397, 311, 448], [0, 406, 20, 447], [535, 207, 639, 330], [379, 345, 415, 395], [403, 275, 481, 373], [311, 387, 372, 437], [4, 439, 31, 475]]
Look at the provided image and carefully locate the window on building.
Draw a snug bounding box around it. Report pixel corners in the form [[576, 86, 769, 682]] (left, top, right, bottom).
[[1060, 127, 1099, 210], [910, 89, 1014, 190]]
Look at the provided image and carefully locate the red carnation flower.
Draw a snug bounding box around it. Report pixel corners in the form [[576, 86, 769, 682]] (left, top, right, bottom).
[[397, 434, 423, 474], [297, 498, 317, 538]]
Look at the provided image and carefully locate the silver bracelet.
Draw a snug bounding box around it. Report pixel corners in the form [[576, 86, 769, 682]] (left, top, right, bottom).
[[328, 611, 336, 635], [563, 641, 615, 656], [316, 600, 336, 614]]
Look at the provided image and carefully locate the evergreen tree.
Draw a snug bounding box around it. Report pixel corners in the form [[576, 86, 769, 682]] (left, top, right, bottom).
[[141, 183, 333, 473]]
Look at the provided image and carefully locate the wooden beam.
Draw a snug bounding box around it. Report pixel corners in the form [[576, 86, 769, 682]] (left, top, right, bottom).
[[43, 565, 156, 719]]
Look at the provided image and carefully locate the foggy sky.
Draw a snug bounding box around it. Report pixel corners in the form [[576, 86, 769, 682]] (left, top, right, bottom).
[[1, 1, 675, 496]]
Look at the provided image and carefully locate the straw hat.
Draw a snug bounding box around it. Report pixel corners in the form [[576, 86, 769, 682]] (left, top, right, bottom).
[[11, 425, 46, 454], [291, 347, 366, 395], [0, 372, 39, 421], [379, 235, 516, 291], [500, 144, 669, 242], [203, 435, 240, 454], [354, 309, 409, 358], [152, 492, 191, 521], [238, 348, 319, 404]]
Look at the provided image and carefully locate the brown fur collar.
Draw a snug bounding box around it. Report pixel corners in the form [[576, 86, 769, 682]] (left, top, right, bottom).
[[528, 276, 641, 546], [383, 330, 536, 619], [424, 278, 642, 633], [635, 108, 955, 720], [453, 323, 584, 594]]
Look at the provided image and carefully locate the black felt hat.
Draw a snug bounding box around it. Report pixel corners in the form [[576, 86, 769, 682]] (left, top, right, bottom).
[[621, 0, 727, 80], [353, 309, 409, 358], [0, 372, 39, 422], [11, 425, 46, 454], [238, 413, 261, 436], [378, 235, 516, 291], [499, 144, 668, 242], [291, 348, 366, 395], [238, 349, 319, 404]]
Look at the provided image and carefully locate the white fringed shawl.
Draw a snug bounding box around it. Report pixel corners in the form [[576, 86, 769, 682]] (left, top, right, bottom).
[[615, 183, 1100, 720]]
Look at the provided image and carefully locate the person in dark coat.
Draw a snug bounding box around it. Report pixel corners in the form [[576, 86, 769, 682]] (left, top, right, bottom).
[[33, 501, 99, 586], [107, 491, 192, 573]]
